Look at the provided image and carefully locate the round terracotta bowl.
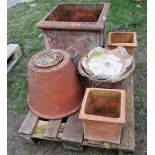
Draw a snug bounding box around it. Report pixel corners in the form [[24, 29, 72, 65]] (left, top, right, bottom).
[[78, 55, 135, 89], [28, 49, 84, 119]]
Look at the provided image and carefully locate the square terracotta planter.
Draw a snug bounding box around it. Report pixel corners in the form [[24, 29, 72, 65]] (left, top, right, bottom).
[[36, 3, 111, 59], [79, 88, 125, 144], [107, 32, 137, 55]]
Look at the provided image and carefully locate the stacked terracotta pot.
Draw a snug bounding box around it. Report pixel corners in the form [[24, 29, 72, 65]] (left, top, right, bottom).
[[78, 46, 135, 89], [28, 49, 84, 119]]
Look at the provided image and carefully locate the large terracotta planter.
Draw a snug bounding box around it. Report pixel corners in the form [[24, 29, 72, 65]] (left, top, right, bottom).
[[79, 88, 125, 144], [36, 3, 111, 59], [107, 32, 137, 55], [28, 49, 84, 119]]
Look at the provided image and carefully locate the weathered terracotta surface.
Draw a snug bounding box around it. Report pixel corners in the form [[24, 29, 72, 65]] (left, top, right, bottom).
[[107, 32, 137, 55], [78, 55, 135, 89], [79, 88, 125, 144], [36, 3, 111, 61], [28, 49, 84, 119]]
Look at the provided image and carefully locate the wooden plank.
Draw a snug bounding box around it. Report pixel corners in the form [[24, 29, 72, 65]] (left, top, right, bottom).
[[87, 140, 102, 147], [62, 141, 83, 151], [119, 150, 133, 155], [7, 44, 22, 73], [43, 119, 61, 138], [7, 44, 18, 59], [19, 134, 40, 144], [110, 75, 135, 151], [62, 112, 84, 151], [31, 121, 64, 141], [57, 123, 65, 140], [32, 120, 48, 138], [61, 111, 84, 143], [18, 111, 38, 135]]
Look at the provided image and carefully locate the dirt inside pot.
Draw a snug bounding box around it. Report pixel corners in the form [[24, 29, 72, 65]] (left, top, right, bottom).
[[85, 90, 121, 118], [46, 4, 103, 22]]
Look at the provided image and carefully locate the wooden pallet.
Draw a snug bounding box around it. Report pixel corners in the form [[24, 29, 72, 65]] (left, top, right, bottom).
[[7, 44, 22, 73], [18, 75, 135, 154]]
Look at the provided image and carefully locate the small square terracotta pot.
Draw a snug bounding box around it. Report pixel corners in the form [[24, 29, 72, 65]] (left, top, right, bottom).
[[79, 88, 125, 144], [107, 32, 137, 56]]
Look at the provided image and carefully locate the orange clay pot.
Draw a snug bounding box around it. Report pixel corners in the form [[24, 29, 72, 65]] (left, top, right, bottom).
[[79, 88, 125, 144], [28, 49, 84, 119], [107, 32, 137, 56]]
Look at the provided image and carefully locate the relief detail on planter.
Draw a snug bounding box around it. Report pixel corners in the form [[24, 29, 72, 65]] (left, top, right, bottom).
[[107, 32, 137, 55], [79, 88, 125, 144], [28, 49, 84, 119], [36, 3, 111, 60]]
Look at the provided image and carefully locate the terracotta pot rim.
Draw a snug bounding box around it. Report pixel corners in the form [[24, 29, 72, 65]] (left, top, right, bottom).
[[107, 44, 137, 48], [28, 98, 82, 120], [79, 114, 125, 124], [107, 32, 137, 47], [36, 3, 111, 31], [79, 88, 126, 124]]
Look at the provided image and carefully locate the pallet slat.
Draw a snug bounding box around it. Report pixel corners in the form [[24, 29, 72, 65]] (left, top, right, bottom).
[[18, 111, 38, 135], [61, 112, 84, 143], [88, 140, 102, 147], [109, 75, 135, 151], [43, 119, 62, 138], [7, 44, 22, 73]]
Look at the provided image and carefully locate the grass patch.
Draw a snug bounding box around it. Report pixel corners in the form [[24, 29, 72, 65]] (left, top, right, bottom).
[[134, 58, 147, 133]]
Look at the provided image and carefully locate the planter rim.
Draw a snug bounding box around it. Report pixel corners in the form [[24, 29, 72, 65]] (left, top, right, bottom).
[[79, 88, 126, 124], [78, 54, 135, 84], [36, 3, 111, 31], [107, 32, 137, 47]]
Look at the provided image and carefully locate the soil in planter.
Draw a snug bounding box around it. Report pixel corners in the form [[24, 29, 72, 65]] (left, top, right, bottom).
[[47, 5, 103, 22], [85, 91, 121, 118]]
